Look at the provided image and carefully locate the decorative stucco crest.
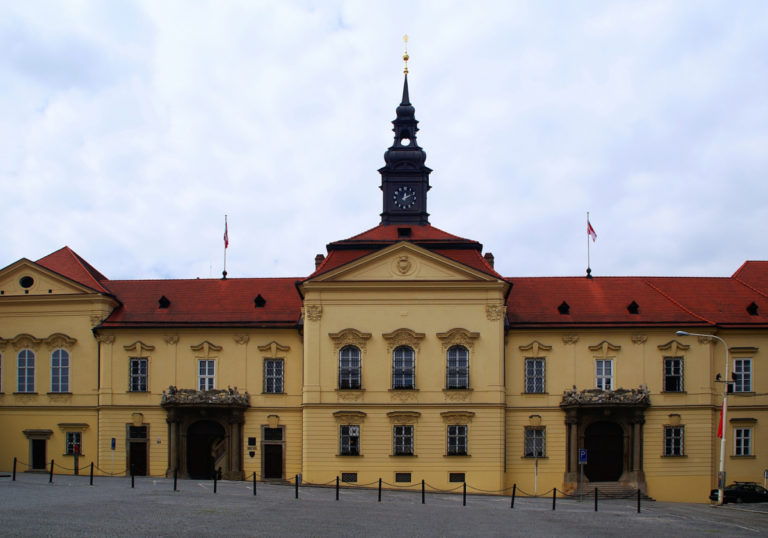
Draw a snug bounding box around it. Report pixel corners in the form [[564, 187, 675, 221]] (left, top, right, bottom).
[[382, 328, 425, 352], [485, 304, 506, 321], [257, 340, 291, 357], [588, 340, 622, 357], [9, 333, 43, 350], [43, 333, 77, 350], [123, 341, 155, 354], [560, 387, 650, 408], [90, 315, 104, 327], [392, 255, 416, 276], [437, 328, 480, 351], [304, 305, 323, 321], [562, 335, 579, 345], [329, 329, 372, 352], [96, 334, 115, 345], [631, 334, 647, 345], [190, 341, 222, 358], [161, 385, 250, 408], [657, 340, 690, 355], [387, 410, 421, 423], [518, 340, 553, 357], [163, 335, 179, 345], [333, 410, 367, 422], [233, 334, 250, 345], [440, 411, 475, 422]]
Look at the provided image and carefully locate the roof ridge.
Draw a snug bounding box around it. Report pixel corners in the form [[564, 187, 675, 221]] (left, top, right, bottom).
[[642, 279, 716, 325]]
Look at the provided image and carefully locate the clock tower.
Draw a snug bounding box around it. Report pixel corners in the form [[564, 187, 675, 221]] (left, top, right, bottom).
[[379, 72, 432, 225]]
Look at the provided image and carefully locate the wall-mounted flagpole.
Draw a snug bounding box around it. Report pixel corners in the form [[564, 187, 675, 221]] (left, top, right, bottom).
[[586, 212, 596, 279], [222, 215, 229, 280]]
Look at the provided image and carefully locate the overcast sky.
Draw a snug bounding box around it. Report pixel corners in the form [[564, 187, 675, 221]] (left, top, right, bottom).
[[2, 1, 767, 281]]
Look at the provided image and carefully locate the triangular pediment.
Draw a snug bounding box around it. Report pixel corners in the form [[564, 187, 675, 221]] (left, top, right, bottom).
[[309, 242, 499, 283], [0, 259, 105, 297]]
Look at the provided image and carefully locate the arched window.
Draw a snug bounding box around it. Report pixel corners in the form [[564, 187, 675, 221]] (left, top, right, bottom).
[[17, 349, 35, 393], [446, 345, 469, 389], [392, 346, 415, 389], [51, 349, 70, 393], [339, 346, 361, 389]]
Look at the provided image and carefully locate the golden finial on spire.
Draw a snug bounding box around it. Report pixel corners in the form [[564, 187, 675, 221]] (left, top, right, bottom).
[[403, 34, 409, 74]]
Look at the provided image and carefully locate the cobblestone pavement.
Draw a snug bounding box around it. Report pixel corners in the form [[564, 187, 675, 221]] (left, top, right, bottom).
[[1, 473, 767, 536]]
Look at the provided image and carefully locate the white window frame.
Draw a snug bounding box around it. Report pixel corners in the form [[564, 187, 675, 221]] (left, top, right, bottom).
[[446, 346, 469, 389], [735, 427, 752, 456], [664, 425, 684, 456], [595, 359, 613, 390], [392, 346, 415, 389], [524, 428, 546, 457], [264, 359, 284, 393], [198, 359, 215, 391], [447, 425, 468, 455], [129, 357, 148, 392], [340, 425, 360, 456], [339, 346, 361, 389], [65, 431, 82, 455], [17, 349, 35, 393], [525, 358, 546, 393], [393, 425, 414, 455], [733, 359, 752, 392], [663, 357, 683, 392], [51, 349, 70, 393]]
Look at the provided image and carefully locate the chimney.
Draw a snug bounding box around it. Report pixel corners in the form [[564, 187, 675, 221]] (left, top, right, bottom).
[[484, 252, 495, 268], [315, 254, 325, 269]]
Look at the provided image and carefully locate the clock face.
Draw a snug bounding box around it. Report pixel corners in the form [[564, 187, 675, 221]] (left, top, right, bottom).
[[393, 186, 417, 210]]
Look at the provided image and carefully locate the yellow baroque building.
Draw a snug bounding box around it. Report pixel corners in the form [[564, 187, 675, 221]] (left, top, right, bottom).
[[1, 73, 766, 503]]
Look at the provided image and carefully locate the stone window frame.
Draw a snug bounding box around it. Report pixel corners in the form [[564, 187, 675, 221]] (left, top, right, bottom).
[[734, 427, 752, 456], [589, 341, 621, 391], [330, 329, 371, 391], [519, 341, 552, 394], [438, 328, 479, 391], [124, 341, 155, 393], [263, 358, 284, 394], [524, 427, 546, 458], [334, 410, 366, 456], [658, 340, 689, 394], [257, 341, 290, 394], [17, 348, 36, 393], [732, 358, 752, 393], [663, 425, 685, 456], [197, 359, 216, 391], [50, 349, 71, 393], [446, 424, 468, 456], [383, 328, 424, 391], [393, 424, 414, 456]]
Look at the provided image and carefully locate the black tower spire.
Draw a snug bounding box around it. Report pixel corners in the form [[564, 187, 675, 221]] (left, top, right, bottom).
[[379, 69, 432, 225]]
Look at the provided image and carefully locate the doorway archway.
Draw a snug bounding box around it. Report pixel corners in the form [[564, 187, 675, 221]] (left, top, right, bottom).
[[187, 420, 225, 479], [584, 421, 623, 481]]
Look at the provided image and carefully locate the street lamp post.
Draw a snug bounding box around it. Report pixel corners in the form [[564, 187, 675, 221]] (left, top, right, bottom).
[[676, 330, 729, 506]]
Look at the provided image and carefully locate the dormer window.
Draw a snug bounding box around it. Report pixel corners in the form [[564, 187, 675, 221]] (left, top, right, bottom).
[[158, 296, 170, 309], [254, 294, 266, 308], [627, 301, 639, 315], [558, 301, 570, 315], [747, 302, 758, 316], [398, 227, 412, 238]]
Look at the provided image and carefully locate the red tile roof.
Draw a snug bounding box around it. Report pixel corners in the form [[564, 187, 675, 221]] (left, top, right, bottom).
[[36, 246, 111, 294], [732, 261, 768, 297], [99, 278, 302, 328]]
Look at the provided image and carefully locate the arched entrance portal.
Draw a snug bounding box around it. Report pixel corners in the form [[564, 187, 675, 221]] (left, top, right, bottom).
[[187, 420, 225, 479], [584, 421, 623, 481]]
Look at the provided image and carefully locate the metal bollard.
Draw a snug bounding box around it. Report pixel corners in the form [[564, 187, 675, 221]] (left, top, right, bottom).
[[295, 474, 299, 499], [12, 457, 17, 481], [89, 462, 94, 486], [213, 471, 217, 494], [174, 468, 178, 492], [552, 488, 557, 510], [463, 482, 466, 506], [511, 483, 516, 508], [49, 460, 54, 483], [421, 480, 425, 505], [637, 488, 641, 513], [131, 464, 135, 488], [594, 487, 598, 512], [74, 452, 79, 476], [336, 476, 339, 501], [253, 472, 256, 496], [378, 478, 382, 502]]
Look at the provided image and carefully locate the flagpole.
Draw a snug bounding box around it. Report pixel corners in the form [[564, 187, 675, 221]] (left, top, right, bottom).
[[223, 215, 228, 280], [586, 212, 592, 278]]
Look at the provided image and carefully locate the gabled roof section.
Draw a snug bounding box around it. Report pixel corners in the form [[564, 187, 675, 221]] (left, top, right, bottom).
[[310, 224, 502, 280], [36, 247, 110, 294], [733, 261, 768, 297], [0, 257, 111, 297], [99, 277, 302, 329]]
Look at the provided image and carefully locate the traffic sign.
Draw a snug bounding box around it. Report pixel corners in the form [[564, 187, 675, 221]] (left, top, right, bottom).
[[578, 448, 588, 465]]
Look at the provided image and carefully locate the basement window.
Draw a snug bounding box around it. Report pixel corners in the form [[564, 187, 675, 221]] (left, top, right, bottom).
[[158, 296, 171, 309], [627, 301, 639, 315], [747, 302, 758, 316], [557, 301, 570, 315], [254, 294, 266, 308]]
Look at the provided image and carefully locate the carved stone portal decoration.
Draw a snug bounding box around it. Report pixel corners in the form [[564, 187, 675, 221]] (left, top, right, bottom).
[[562, 335, 579, 345], [382, 328, 425, 353], [304, 305, 323, 321], [161, 386, 250, 408], [560, 387, 650, 408], [329, 328, 372, 353], [485, 304, 506, 321], [437, 328, 480, 351]]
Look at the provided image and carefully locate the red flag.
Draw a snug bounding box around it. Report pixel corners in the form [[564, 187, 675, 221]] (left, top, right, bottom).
[[717, 403, 724, 438], [587, 220, 597, 242], [224, 219, 229, 249]]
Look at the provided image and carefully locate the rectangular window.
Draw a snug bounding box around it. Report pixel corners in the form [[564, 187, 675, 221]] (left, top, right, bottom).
[[51, 349, 70, 393], [446, 346, 469, 389], [17, 350, 35, 393], [129, 358, 148, 392], [394, 425, 414, 455], [339, 346, 361, 389], [65, 432, 82, 455], [524, 428, 545, 457], [595, 359, 613, 390], [663, 357, 683, 392], [341, 472, 357, 483], [393, 347, 415, 389], [735, 428, 752, 456], [395, 472, 412, 483], [449, 472, 465, 483], [198, 359, 215, 391], [447, 425, 468, 455], [525, 358, 546, 393], [264, 359, 284, 393], [733, 359, 752, 392], [664, 426, 684, 456], [340, 425, 360, 456]]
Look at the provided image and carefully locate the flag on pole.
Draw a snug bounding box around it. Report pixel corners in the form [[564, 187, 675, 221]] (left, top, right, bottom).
[[717, 402, 724, 438], [587, 220, 597, 242], [224, 217, 229, 249]]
